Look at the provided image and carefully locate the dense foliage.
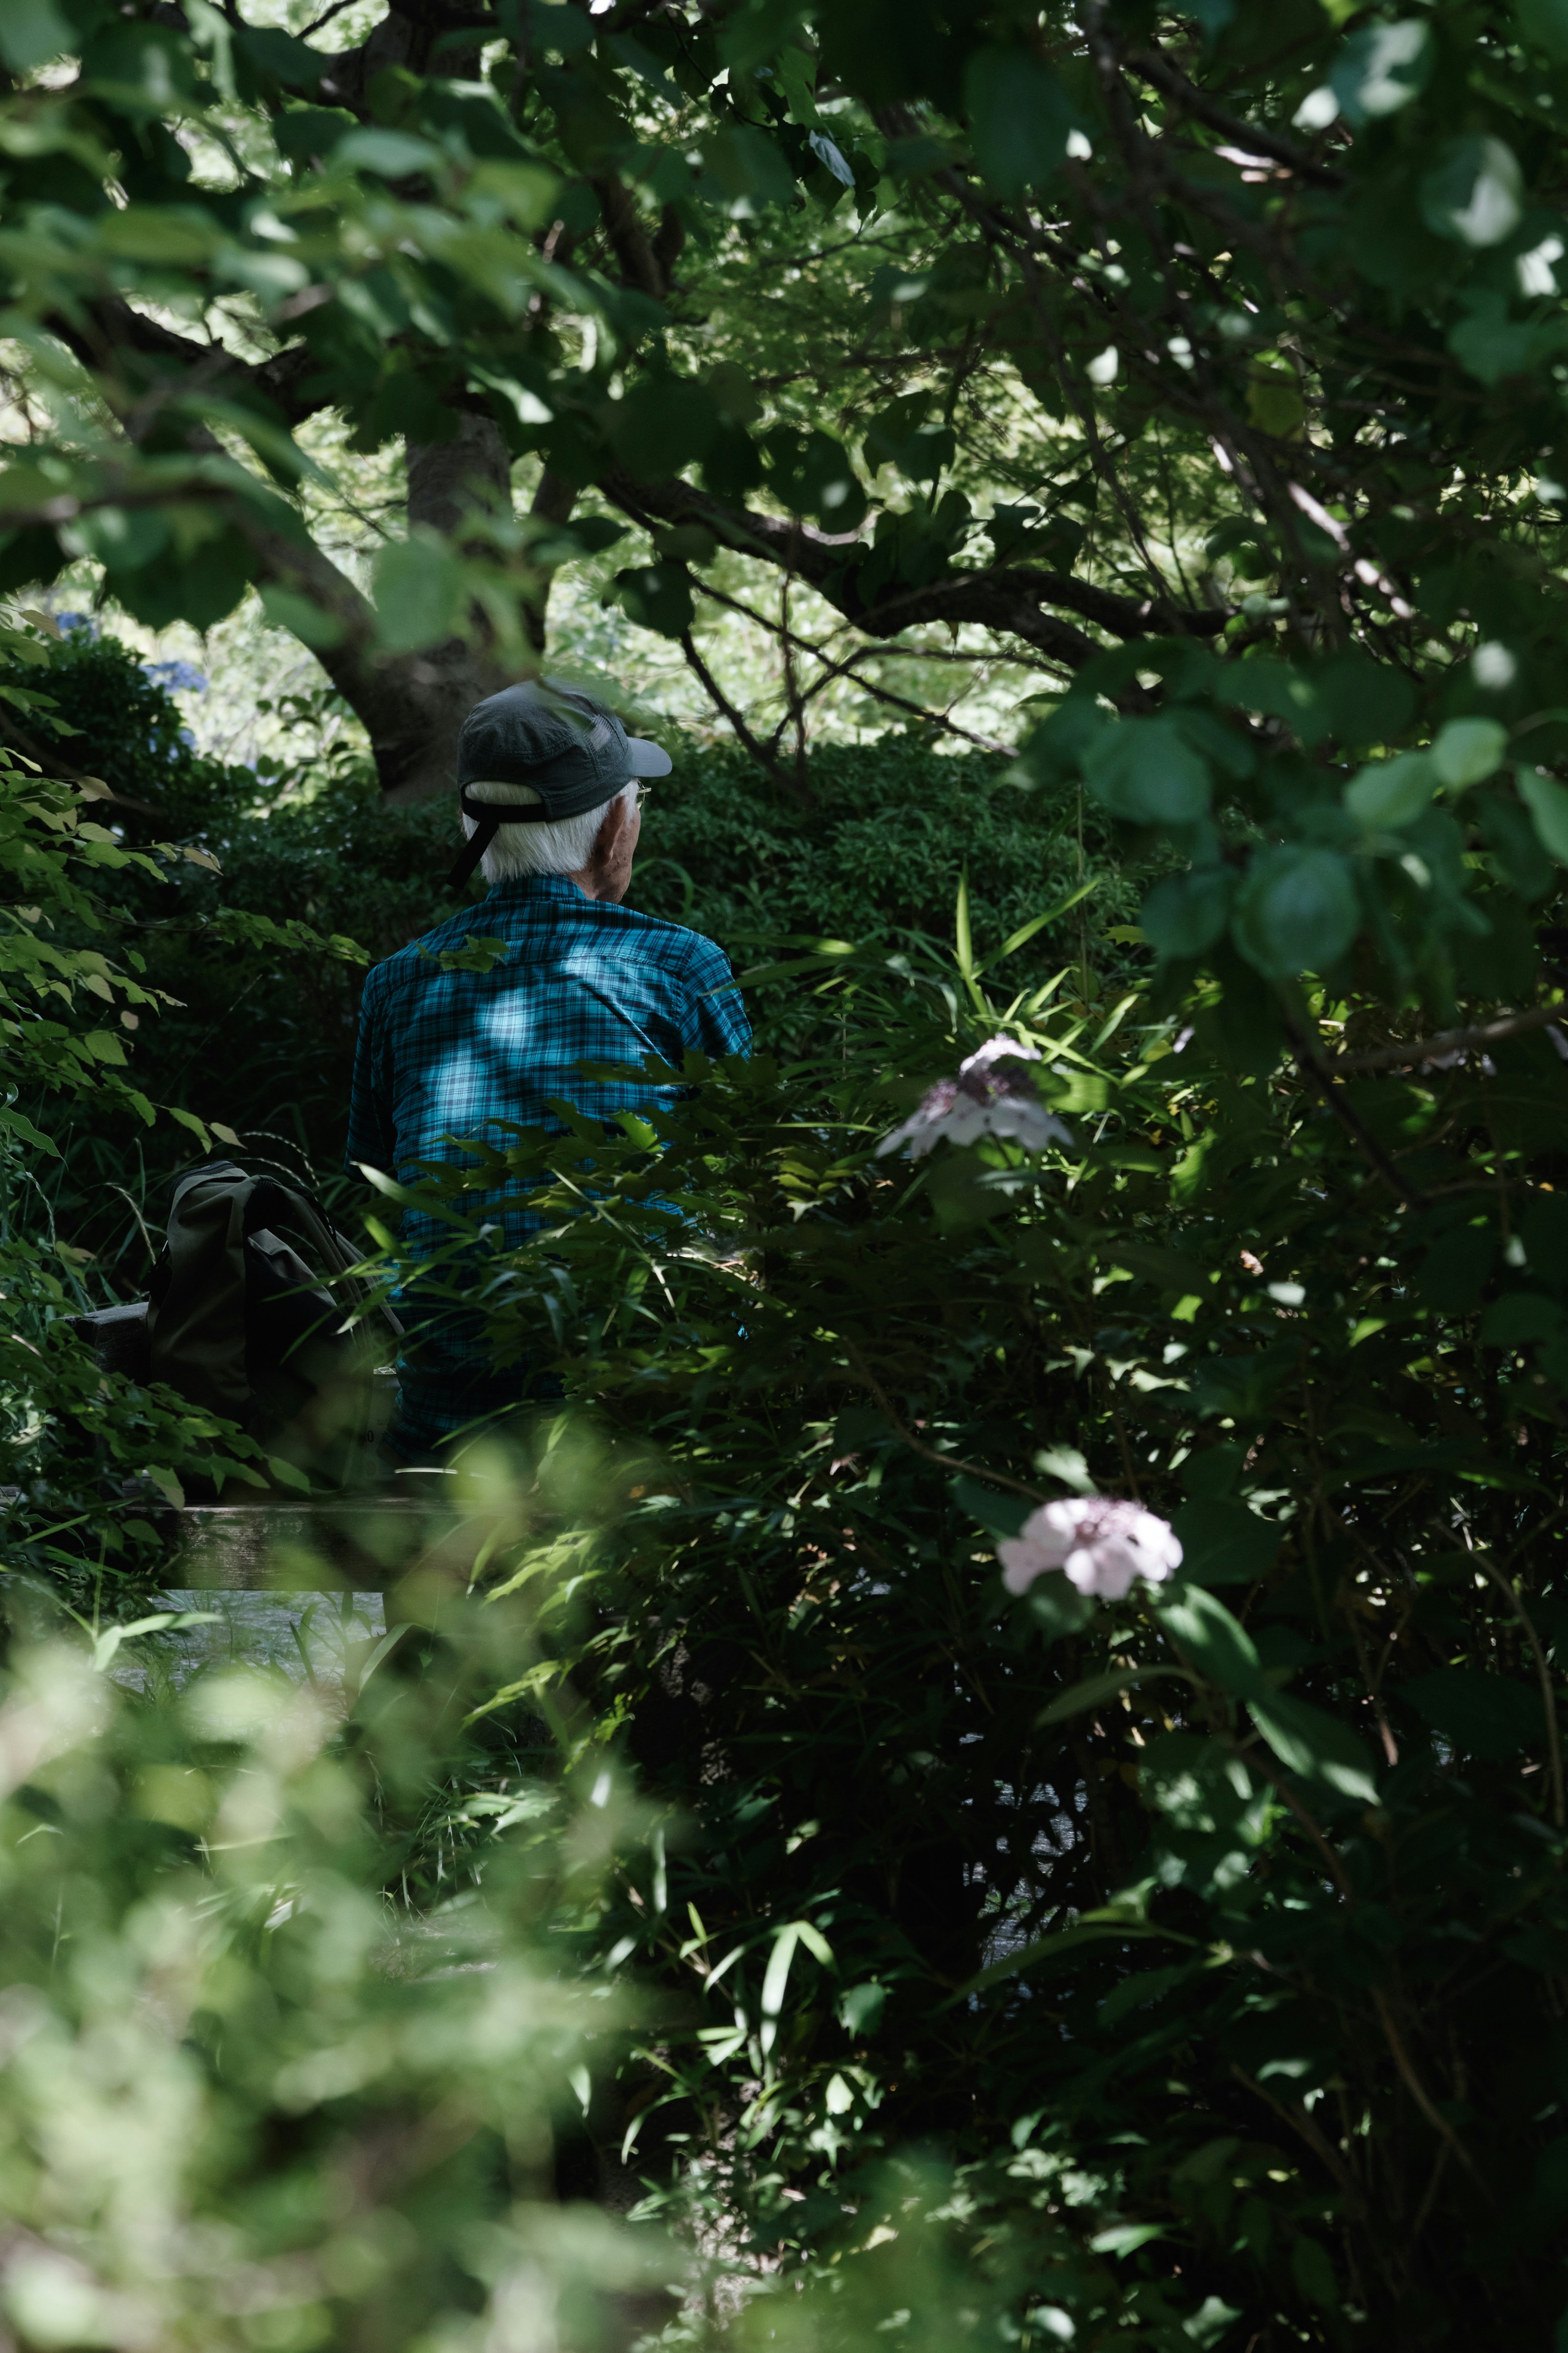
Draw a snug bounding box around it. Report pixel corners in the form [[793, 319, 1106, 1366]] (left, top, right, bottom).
[[8, 1, 1568, 2349], [370, 906, 1568, 2351]]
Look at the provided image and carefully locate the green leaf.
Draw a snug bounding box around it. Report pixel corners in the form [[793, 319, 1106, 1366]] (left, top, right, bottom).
[[1232, 845, 1359, 979], [949, 1909, 1198, 2003], [701, 123, 795, 213], [1141, 868, 1234, 959], [334, 128, 442, 180], [1140, 1731, 1254, 1835], [1170, 1500, 1281, 1587], [951, 1473, 1030, 1540], [605, 373, 718, 480], [236, 27, 327, 87], [1433, 717, 1509, 788], [1091, 2222, 1165, 2257], [1082, 718, 1212, 826], [1421, 136, 1523, 249], [1330, 19, 1430, 123], [612, 563, 695, 638], [1183, 2300, 1245, 2351], [373, 534, 464, 655], [258, 586, 345, 650], [764, 427, 867, 529], [1518, 767, 1568, 863], [1345, 750, 1437, 831], [1247, 1688, 1379, 1802], [1154, 1584, 1265, 1699], [1292, 2240, 1338, 2310], [964, 47, 1074, 197], [0, 0, 72, 72], [1402, 1666, 1547, 1760], [1515, 0, 1568, 60], [1479, 1290, 1561, 1346], [1038, 1665, 1192, 1726]]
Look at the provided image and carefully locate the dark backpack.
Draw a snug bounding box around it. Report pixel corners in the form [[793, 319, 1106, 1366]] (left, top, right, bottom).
[[74, 1159, 401, 1489]]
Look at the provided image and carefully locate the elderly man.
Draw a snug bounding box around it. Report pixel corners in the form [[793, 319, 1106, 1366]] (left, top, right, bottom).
[[346, 677, 751, 1462]]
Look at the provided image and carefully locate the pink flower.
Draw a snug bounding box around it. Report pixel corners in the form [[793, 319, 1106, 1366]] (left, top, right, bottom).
[[998, 1496, 1183, 1603], [876, 1035, 1074, 1160]]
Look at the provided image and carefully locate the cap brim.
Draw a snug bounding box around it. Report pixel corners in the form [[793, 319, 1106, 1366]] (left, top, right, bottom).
[[625, 735, 673, 778]]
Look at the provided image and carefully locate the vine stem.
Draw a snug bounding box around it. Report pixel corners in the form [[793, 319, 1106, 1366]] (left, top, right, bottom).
[[1470, 1548, 1565, 1830], [1283, 1012, 1425, 1207], [1371, 1989, 1492, 2199], [841, 1336, 1048, 1507]]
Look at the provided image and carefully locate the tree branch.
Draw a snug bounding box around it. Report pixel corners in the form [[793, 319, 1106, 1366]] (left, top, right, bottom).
[[602, 464, 1221, 661], [1122, 43, 1346, 190], [1332, 1005, 1564, 1076], [676, 631, 814, 809]]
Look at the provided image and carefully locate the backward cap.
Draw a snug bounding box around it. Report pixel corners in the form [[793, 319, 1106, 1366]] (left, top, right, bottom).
[[457, 676, 670, 820]]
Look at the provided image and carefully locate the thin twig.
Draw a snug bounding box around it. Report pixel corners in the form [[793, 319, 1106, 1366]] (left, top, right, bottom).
[[1470, 1548, 1565, 1830], [842, 1336, 1048, 1506], [676, 631, 814, 809], [1229, 2064, 1367, 2214], [1285, 1014, 1425, 1207], [690, 574, 1023, 753], [300, 0, 366, 37], [1371, 1989, 1492, 2198], [1332, 1004, 1562, 1076]]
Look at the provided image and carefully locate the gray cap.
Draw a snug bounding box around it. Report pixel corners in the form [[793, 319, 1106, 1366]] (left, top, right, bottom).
[[449, 676, 671, 890], [457, 676, 670, 812]]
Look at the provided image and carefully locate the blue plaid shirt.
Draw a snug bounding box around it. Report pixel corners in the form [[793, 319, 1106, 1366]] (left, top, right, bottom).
[[346, 874, 751, 1454]]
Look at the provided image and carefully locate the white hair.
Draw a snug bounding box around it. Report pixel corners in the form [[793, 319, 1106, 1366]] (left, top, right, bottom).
[[461, 778, 636, 884]]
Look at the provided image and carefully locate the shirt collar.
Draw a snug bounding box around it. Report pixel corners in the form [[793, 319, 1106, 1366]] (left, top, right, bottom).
[[485, 873, 592, 905]]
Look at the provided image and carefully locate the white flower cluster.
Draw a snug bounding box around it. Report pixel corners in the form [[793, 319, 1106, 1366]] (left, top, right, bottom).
[[876, 1035, 1075, 1160], [998, 1495, 1183, 1602]]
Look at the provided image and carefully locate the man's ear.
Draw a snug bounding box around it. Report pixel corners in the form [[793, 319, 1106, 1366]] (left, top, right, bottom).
[[591, 794, 630, 861]]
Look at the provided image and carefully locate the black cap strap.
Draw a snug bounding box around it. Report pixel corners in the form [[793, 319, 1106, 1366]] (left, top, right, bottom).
[[446, 785, 557, 891]]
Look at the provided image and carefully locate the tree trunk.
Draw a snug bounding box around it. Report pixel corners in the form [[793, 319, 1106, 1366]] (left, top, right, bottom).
[[379, 413, 517, 807]]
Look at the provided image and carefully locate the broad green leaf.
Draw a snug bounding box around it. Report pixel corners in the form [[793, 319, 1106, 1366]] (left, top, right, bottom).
[[1153, 1584, 1265, 1699], [258, 586, 345, 651], [334, 128, 442, 179], [1517, 766, 1568, 863], [1421, 137, 1523, 249], [373, 535, 464, 655], [1247, 1688, 1379, 1802], [236, 27, 327, 87], [1479, 1290, 1561, 1345], [951, 1909, 1198, 2003], [1139, 1731, 1254, 1836], [1515, 0, 1568, 58], [1292, 2240, 1339, 2311], [1038, 1665, 1192, 1726], [606, 375, 718, 480], [1082, 718, 1212, 826], [1345, 750, 1437, 830], [1403, 1666, 1548, 1759], [0, 0, 73, 73], [1433, 717, 1509, 788], [951, 1473, 1030, 1540], [1141, 868, 1234, 959], [1231, 845, 1359, 979], [964, 47, 1074, 197], [701, 123, 795, 213], [1330, 19, 1430, 123], [1170, 1500, 1281, 1587], [612, 563, 695, 638]]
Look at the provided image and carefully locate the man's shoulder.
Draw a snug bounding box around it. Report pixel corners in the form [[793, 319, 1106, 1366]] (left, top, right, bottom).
[[599, 900, 733, 977], [368, 907, 494, 992]]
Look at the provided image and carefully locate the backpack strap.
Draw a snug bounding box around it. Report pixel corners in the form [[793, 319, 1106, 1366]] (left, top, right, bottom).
[[258, 1181, 404, 1345], [147, 1160, 253, 1416]]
